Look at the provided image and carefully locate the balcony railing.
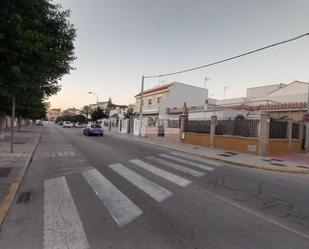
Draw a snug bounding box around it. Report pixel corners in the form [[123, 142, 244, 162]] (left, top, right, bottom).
[[133, 104, 159, 114]]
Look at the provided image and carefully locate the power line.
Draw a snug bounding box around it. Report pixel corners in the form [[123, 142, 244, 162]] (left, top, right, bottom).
[[144, 32, 309, 79]]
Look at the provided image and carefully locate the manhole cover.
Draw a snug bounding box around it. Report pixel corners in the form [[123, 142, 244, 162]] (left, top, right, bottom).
[[0, 167, 12, 177], [16, 192, 32, 204]]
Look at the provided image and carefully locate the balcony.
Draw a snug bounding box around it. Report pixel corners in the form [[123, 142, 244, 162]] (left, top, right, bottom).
[[133, 104, 159, 114]]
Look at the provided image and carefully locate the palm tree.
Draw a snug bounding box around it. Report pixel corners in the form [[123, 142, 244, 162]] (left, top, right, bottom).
[[80, 105, 91, 120]]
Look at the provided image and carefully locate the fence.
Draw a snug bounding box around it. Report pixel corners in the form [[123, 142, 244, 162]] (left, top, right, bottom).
[[184, 120, 211, 134], [215, 119, 259, 137], [269, 119, 288, 138]]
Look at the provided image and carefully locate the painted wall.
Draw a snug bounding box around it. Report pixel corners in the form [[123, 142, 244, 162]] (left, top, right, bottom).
[[159, 82, 208, 118], [247, 84, 285, 99]]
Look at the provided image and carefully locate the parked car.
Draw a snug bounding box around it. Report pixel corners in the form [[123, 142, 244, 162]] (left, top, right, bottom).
[[63, 121, 73, 128], [75, 122, 86, 128], [35, 120, 43, 125], [83, 124, 104, 136]]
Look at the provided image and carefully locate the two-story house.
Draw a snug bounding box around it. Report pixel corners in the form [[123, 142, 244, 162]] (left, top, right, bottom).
[[134, 81, 208, 129]]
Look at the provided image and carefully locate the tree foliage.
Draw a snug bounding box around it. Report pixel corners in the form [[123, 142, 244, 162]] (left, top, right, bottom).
[[0, 0, 76, 119], [91, 107, 108, 121]]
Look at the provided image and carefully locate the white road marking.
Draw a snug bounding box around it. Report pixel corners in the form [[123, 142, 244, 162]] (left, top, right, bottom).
[[130, 159, 191, 187], [57, 152, 63, 157], [147, 156, 205, 177], [82, 169, 142, 227], [170, 152, 223, 167], [109, 163, 172, 202], [44, 176, 89, 249], [159, 154, 214, 171], [204, 189, 309, 240]]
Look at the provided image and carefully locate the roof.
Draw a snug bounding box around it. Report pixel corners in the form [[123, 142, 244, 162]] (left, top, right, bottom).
[[135, 83, 173, 97]]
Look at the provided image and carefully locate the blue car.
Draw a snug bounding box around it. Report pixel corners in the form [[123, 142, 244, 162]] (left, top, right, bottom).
[[83, 124, 104, 136]]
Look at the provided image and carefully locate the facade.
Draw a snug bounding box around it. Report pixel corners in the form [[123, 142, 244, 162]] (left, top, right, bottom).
[[134, 82, 208, 118], [47, 108, 62, 122], [189, 81, 308, 121]]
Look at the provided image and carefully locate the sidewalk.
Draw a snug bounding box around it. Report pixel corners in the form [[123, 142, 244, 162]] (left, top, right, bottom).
[[0, 126, 43, 226], [106, 130, 309, 174]]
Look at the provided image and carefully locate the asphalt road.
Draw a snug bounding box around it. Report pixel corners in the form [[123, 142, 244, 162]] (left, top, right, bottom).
[[0, 123, 309, 249]]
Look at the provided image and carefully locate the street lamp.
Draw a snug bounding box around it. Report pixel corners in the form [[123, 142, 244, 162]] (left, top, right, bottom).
[[88, 91, 98, 104]]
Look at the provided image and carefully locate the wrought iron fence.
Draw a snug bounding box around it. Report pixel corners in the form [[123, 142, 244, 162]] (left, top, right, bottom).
[[184, 120, 211, 134], [269, 119, 288, 138], [167, 119, 180, 128], [215, 119, 259, 137]]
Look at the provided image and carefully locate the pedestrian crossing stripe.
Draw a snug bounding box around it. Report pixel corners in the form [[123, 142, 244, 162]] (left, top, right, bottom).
[[44, 176, 89, 249], [51, 151, 75, 157], [147, 156, 205, 177], [130, 159, 191, 187], [82, 168, 143, 227], [159, 154, 214, 171], [169, 152, 223, 167], [109, 163, 173, 202]]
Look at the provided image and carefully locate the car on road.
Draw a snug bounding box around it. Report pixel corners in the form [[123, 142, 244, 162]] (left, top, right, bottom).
[[63, 121, 73, 128], [83, 124, 104, 136]]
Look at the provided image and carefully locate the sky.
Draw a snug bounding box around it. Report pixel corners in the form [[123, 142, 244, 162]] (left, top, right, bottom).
[[49, 0, 309, 109]]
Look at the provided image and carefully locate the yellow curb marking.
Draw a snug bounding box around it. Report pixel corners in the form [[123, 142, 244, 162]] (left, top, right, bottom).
[[0, 182, 20, 226]]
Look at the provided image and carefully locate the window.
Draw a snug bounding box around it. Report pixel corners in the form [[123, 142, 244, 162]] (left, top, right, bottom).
[[147, 98, 152, 105], [157, 96, 162, 103]]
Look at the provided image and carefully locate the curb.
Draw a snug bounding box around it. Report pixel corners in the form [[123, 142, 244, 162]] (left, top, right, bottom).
[[109, 133, 309, 174], [0, 127, 45, 228]]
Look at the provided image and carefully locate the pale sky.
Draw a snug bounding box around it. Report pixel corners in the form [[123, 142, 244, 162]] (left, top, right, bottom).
[[49, 0, 309, 109]]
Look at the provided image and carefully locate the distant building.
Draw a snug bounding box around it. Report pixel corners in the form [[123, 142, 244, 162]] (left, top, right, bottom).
[[62, 107, 80, 116], [47, 108, 62, 122]]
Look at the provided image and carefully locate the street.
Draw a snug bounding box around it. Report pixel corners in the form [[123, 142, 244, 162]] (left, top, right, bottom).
[[0, 124, 309, 249]]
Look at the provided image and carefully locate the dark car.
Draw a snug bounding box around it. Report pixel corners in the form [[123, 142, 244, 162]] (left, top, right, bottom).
[[83, 124, 104, 136]]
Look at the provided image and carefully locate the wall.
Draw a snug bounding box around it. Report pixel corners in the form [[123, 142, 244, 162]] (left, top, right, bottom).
[[165, 128, 180, 142], [159, 82, 208, 117], [214, 136, 259, 155], [247, 84, 284, 99], [269, 139, 301, 155], [183, 132, 210, 147]]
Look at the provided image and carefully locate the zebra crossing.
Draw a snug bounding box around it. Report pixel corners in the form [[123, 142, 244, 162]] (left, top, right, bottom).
[[42, 152, 222, 249], [50, 151, 75, 158]]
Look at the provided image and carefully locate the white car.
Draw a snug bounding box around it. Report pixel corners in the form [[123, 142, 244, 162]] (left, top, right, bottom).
[[63, 121, 73, 128]]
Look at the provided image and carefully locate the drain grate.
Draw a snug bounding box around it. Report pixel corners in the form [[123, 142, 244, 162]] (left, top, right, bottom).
[[270, 163, 286, 167], [0, 167, 12, 177], [270, 158, 284, 162], [16, 192, 32, 204], [224, 151, 238, 155], [218, 153, 232, 157]]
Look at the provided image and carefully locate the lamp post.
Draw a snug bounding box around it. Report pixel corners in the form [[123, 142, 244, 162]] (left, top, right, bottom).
[[88, 91, 98, 104]]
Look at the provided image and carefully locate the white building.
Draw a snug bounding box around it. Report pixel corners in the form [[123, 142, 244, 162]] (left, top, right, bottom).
[[189, 80, 308, 121], [134, 81, 208, 119]]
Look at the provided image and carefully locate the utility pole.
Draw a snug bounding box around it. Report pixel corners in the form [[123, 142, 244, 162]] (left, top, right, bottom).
[[138, 75, 144, 137], [305, 83, 309, 152], [10, 96, 15, 153]]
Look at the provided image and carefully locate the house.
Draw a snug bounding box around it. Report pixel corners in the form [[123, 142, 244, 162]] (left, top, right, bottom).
[[134, 81, 208, 118], [133, 81, 208, 137]]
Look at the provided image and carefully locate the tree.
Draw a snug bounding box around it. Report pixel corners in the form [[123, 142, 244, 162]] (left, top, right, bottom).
[[91, 107, 108, 122], [0, 0, 76, 140]]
